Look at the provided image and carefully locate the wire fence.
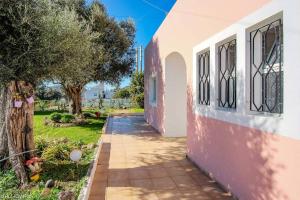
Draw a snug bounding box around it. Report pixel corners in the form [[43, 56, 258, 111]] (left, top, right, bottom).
[[34, 99, 135, 112], [34, 100, 67, 111], [0, 149, 39, 163]]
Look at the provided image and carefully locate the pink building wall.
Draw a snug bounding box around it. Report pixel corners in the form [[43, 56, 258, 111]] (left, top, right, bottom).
[[144, 0, 300, 199]]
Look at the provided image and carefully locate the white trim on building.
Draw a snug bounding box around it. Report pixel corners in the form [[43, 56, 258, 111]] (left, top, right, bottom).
[[192, 1, 300, 139]]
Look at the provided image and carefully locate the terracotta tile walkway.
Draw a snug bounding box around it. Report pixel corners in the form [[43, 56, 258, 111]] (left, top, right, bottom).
[[88, 115, 233, 200]]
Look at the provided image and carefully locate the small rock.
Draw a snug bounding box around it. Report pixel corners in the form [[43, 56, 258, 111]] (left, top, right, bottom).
[[58, 190, 75, 200], [45, 179, 55, 188]]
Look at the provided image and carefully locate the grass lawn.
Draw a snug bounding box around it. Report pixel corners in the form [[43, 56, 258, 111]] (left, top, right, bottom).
[[34, 111, 105, 144]]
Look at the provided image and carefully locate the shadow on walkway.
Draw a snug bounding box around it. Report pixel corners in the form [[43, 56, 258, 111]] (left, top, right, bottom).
[[88, 115, 233, 200]]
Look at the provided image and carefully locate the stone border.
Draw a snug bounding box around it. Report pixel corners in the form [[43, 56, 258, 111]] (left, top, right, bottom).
[[78, 115, 111, 200]]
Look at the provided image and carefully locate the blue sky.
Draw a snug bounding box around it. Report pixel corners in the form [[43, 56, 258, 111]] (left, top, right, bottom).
[[86, 0, 176, 89]]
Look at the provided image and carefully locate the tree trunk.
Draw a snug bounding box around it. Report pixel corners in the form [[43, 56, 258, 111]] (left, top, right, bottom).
[[7, 81, 35, 159], [0, 81, 36, 186], [67, 97, 73, 114], [0, 87, 9, 169], [65, 85, 83, 115]]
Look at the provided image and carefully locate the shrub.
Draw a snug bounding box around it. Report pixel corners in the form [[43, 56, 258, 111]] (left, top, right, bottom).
[[53, 137, 69, 144], [130, 72, 144, 107], [134, 92, 144, 108], [41, 143, 72, 161], [113, 87, 130, 99], [83, 112, 95, 119], [49, 112, 62, 123], [61, 114, 75, 123], [71, 139, 85, 147], [35, 137, 49, 155]]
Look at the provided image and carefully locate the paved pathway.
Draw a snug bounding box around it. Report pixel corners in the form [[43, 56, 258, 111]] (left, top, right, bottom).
[[88, 115, 233, 200]]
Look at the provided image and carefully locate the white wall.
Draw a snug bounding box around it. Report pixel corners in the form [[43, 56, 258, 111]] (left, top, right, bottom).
[[192, 0, 300, 139], [164, 52, 187, 137]]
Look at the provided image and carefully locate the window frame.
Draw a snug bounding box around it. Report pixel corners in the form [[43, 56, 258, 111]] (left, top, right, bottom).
[[217, 38, 237, 109], [149, 74, 157, 106], [249, 17, 283, 114], [197, 49, 211, 106]]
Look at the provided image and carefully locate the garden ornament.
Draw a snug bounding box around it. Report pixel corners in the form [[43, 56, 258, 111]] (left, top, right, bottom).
[[25, 159, 36, 172], [30, 173, 40, 182], [45, 179, 55, 188], [70, 149, 82, 162], [26, 96, 34, 104], [25, 157, 43, 174], [14, 100, 23, 108], [95, 112, 101, 119]]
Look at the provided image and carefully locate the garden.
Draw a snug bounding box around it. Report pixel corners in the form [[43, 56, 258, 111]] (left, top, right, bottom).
[[0, 104, 143, 200], [0, 109, 106, 200]]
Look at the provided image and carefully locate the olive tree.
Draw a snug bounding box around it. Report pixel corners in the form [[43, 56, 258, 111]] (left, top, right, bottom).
[[56, 1, 136, 115], [0, 0, 92, 185], [0, 0, 55, 185], [46, 1, 95, 115]]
